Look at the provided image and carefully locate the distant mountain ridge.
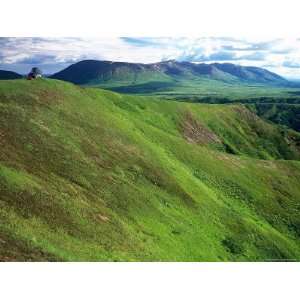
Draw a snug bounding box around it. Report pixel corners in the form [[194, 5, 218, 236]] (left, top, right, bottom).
[[51, 59, 289, 87], [0, 70, 22, 80]]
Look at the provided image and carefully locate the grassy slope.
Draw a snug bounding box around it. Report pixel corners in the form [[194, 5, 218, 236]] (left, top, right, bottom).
[[249, 103, 300, 132], [57, 66, 300, 132], [92, 78, 300, 132], [1, 79, 300, 261], [92, 77, 300, 100], [84, 69, 173, 87]]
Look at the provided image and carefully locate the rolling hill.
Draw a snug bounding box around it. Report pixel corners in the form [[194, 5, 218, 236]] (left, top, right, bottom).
[[1, 78, 300, 261], [0, 70, 22, 80], [50, 59, 290, 87], [50, 60, 300, 133]]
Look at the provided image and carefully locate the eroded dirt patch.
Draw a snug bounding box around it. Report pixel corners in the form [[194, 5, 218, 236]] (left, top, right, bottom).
[[181, 112, 221, 145], [96, 214, 110, 222]]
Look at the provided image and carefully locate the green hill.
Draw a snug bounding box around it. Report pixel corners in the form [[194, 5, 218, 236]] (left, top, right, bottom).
[[50, 60, 300, 134], [250, 103, 300, 132], [0, 70, 22, 80], [51, 60, 172, 86], [1, 79, 300, 261], [50, 60, 290, 88]]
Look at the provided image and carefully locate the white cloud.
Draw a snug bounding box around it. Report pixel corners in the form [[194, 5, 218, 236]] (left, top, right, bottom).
[[1, 37, 300, 78]]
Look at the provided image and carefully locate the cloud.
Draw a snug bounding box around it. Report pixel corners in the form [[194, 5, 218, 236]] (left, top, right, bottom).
[[1, 37, 300, 77], [208, 51, 237, 61], [239, 52, 266, 61], [283, 61, 300, 68], [222, 41, 271, 51], [176, 51, 238, 62], [17, 54, 58, 65], [120, 37, 160, 47]]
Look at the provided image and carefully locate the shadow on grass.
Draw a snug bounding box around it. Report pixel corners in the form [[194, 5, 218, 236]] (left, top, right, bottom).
[[109, 81, 178, 94]]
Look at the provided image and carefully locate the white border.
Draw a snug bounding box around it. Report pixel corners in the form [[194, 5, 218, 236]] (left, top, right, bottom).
[[1, 263, 299, 300], [1, 1, 300, 299], [0, 0, 299, 38]]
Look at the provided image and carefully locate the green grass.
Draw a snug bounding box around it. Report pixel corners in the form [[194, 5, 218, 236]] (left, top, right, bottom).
[[91, 77, 300, 101], [248, 103, 300, 132], [91, 77, 300, 132], [0, 78, 300, 261]]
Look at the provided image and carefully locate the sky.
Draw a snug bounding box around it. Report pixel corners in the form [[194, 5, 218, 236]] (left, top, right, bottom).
[[1, 37, 300, 78]]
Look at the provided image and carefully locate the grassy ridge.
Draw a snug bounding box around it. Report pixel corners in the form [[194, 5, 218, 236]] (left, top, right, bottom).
[[105, 79, 300, 132], [93, 78, 300, 133], [0, 79, 300, 261], [52, 61, 300, 132]]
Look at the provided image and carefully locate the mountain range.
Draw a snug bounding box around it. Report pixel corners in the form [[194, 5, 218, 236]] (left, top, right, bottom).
[[50, 60, 290, 87], [0, 70, 22, 80], [0, 60, 295, 91]]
